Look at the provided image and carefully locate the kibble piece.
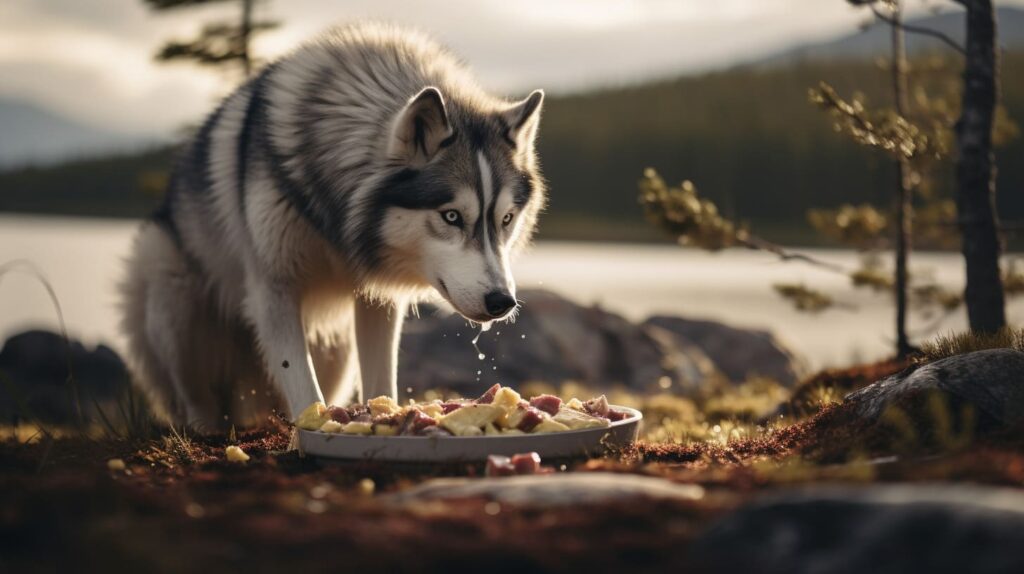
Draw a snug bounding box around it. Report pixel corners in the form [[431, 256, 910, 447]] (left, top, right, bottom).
[[368, 396, 401, 417], [319, 420, 344, 433], [532, 418, 571, 434], [341, 421, 374, 435], [107, 458, 126, 471], [439, 404, 503, 436], [225, 445, 250, 463], [553, 408, 610, 430], [529, 394, 562, 416], [511, 452, 541, 474], [492, 387, 522, 413], [295, 402, 329, 430], [485, 455, 516, 477], [373, 424, 399, 436]]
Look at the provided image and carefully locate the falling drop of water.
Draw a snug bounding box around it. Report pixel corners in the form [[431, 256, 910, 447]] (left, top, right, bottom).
[[471, 321, 492, 361]]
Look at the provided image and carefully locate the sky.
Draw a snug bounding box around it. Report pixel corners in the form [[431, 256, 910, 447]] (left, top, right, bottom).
[[2, 0, 1020, 137]]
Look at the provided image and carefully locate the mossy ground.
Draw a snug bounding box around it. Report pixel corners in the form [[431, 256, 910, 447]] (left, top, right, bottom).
[[3, 353, 1024, 573]]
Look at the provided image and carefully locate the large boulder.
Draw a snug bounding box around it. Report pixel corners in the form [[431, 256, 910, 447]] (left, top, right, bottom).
[[398, 289, 722, 395], [0, 330, 129, 424], [689, 484, 1024, 573], [643, 315, 805, 386], [845, 349, 1024, 428]]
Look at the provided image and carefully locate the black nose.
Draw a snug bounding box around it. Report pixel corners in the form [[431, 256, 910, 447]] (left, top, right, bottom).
[[484, 291, 517, 318]]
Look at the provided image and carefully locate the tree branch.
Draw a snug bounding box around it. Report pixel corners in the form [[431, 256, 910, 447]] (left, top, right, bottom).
[[870, 5, 967, 55]]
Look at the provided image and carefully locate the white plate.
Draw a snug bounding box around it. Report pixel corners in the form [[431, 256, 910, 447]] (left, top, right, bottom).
[[299, 406, 642, 462]]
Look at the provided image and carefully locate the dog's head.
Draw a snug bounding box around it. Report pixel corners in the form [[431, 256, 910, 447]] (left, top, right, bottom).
[[371, 87, 546, 323]]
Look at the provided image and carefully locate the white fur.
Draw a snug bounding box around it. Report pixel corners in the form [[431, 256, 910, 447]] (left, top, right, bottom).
[[120, 23, 545, 430]]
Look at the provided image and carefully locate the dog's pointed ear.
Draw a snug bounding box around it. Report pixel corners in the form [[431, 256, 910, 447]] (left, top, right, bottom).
[[502, 89, 544, 148], [388, 87, 454, 167]]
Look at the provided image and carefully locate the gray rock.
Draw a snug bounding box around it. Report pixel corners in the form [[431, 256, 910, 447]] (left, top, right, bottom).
[[845, 349, 1024, 426], [0, 330, 129, 424], [388, 472, 705, 506], [690, 484, 1024, 574], [643, 315, 805, 386], [398, 289, 721, 395]]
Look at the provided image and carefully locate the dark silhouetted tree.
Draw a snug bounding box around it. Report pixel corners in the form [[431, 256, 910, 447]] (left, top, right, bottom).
[[144, 0, 278, 77], [954, 0, 1006, 333]]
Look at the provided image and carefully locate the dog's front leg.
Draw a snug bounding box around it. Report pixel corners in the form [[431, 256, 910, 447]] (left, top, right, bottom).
[[355, 298, 406, 401], [245, 279, 324, 420]]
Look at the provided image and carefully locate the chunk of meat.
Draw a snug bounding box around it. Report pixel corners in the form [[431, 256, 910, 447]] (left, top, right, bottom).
[[529, 394, 562, 416], [476, 383, 501, 404], [515, 407, 545, 432], [583, 395, 610, 417], [327, 405, 351, 424], [485, 455, 516, 477], [398, 409, 438, 435], [606, 409, 631, 422], [441, 400, 470, 414], [511, 452, 541, 474]]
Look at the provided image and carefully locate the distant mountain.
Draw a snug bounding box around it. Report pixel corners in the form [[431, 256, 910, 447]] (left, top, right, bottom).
[[760, 6, 1024, 66], [0, 97, 153, 169]]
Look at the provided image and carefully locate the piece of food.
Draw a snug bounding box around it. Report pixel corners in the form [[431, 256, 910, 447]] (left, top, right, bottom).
[[476, 383, 500, 404], [552, 407, 611, 430], [532, 418, 571, 434], [319, 420, 344, 433], [327, 405, 351, 424], [506, 406, 545, 432], [107, 458, 126, 471], [486, 455, 517, 477], [439, 404, 503, 436], [225, 445, 250, 463], [303, 384, 634, 437], [491, 386, 522, 413], [296, 401, 330, 430], [529, 394, 562, 416], [511, 452, 541, 474], [368, 396, 401, 417], [583, 395, 610, 417], [341, 421, 373, 435]]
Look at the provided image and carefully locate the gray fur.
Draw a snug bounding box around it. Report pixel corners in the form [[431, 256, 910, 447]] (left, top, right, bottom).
[[120, 23, 546, 429]]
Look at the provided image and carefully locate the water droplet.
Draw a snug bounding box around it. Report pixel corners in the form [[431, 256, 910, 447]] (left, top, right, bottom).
[[521, 334, 526, 339], [406, 386, 413, 394], [476, 370, 481, 375], [492, 366, 497, 370], [658, 376, 672, 389], [478, 353, 485, 360]]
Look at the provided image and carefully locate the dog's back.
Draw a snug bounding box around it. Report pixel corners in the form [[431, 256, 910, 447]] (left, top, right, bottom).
[[122, 23, 546, 429]]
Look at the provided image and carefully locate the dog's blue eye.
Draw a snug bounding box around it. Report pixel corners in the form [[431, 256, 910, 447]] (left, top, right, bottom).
[[502, 212, 514, 227], [441, 210, 462, 226]]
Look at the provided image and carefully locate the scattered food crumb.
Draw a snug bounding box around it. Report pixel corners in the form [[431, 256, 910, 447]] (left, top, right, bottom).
[[107, 458, 126, 471], [225, 445, 250, 463], [359, 478, 375, 495]]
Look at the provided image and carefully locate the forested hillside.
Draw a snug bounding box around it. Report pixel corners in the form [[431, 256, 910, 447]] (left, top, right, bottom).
[[2, 53, 1022, 245]]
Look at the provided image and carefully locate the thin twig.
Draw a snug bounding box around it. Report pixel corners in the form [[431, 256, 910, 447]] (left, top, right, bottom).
[[739, 235, 851, 274], [871, 5, 967, 55]]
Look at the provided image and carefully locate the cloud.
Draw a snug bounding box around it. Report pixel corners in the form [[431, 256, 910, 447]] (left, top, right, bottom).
[[0, 0, 1015, 134]]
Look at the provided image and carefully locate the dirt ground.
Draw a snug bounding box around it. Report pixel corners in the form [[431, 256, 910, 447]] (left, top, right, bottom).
[[4, 360, 1024, 573]]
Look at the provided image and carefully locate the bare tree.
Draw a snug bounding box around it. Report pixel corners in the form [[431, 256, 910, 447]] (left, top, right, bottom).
[[953, 0, 1006, 333], [144, 0, 278, 78]]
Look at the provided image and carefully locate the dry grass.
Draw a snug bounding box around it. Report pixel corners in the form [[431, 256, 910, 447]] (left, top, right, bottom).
[[918, 327, 1024, 363]]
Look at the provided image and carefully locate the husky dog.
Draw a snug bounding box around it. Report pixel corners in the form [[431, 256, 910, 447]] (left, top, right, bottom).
[[120, 23, 546, 429]]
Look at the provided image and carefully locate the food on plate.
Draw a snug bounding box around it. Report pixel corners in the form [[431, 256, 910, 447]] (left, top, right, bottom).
[[295, 383, 633, 437]]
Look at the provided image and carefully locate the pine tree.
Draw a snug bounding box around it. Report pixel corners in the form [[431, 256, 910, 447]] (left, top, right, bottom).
[[144, 0, 278, 77]]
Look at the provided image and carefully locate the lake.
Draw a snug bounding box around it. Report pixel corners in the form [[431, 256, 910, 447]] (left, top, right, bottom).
[[2, 215, 1021, 371]]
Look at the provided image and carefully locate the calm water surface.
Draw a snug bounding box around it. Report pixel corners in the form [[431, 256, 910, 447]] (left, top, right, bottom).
[[2, 215, 1021, 371]]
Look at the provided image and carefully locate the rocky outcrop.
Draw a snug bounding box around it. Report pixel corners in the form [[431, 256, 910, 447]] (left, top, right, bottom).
[[844, 349, 1024, 428], [0, 330, 129, 424], [689, 484, 1024, 573], [399, 289, 802, 395], [644, 315, 806, 386]]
